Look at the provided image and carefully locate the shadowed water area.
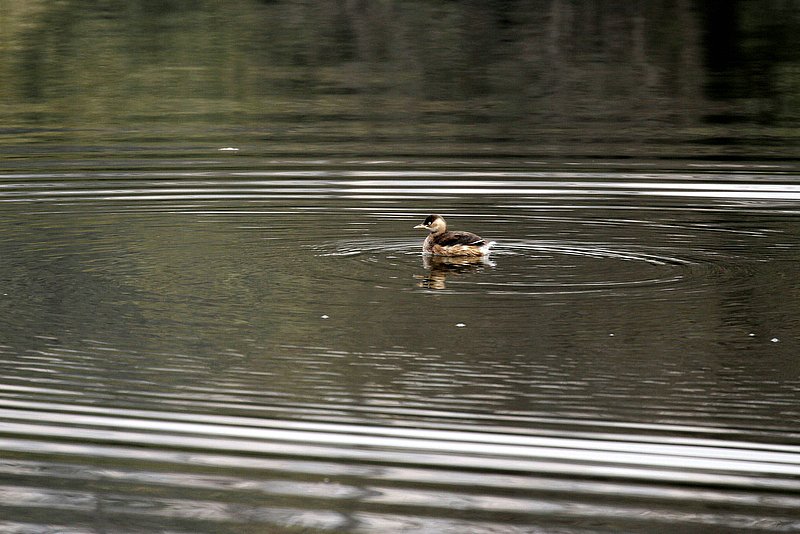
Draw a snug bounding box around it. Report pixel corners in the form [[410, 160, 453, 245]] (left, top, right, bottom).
[[1, 1, 800, 533]]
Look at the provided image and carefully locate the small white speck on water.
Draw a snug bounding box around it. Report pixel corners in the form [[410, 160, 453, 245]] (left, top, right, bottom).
[[456, 323, 466, 328], [771, 337, 780, 343], [609, 333, 615, 337], [321, 315, 329, 319], [748, 333, 756, 337], [218, 147, 239, 151]]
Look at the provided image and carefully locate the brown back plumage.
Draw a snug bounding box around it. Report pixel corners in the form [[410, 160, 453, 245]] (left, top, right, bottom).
[[433, 230, 485, 247]]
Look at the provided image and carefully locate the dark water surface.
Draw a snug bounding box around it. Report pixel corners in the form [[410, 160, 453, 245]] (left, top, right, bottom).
[[1, 155, 800, 533], [2, 1, 800, 533]]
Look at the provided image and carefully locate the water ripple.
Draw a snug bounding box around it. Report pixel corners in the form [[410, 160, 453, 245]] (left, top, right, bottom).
[[1, 402, 800, 485], [1, 399, 800, 532], [311, 236, 744, 297], [3, 171, 800, 210]]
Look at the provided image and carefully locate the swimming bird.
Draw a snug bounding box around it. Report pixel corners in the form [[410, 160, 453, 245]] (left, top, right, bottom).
[[413, 214, 492, 256]]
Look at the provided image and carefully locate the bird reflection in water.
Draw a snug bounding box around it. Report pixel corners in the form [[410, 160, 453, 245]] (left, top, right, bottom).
[[416, 254, 496, 289]]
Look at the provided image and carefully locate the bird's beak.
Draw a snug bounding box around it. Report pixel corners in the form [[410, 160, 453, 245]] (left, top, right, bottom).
[[413, 224, 427, 230]]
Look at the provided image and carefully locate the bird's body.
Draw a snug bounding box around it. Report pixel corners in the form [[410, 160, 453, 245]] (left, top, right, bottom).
[[413, 214, 492, 256]]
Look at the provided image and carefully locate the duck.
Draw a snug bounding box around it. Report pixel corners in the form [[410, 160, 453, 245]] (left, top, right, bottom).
[[413, 214, 493, 256]]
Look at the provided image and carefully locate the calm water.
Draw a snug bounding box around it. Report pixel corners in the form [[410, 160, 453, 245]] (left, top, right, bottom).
[[2, 1, 800, 533]]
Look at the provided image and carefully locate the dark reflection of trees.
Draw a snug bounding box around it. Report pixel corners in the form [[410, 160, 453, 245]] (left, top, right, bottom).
[[700, 0, 800, 124], [0, 0, 798, 154]]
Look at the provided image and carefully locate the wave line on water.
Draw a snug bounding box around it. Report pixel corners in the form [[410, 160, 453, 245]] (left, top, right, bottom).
[[4, 172, 800, 204], [1, 405, 800, 480]]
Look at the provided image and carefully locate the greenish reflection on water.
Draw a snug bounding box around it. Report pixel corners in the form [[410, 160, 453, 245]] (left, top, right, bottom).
[[1, 0, 799, 158]]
